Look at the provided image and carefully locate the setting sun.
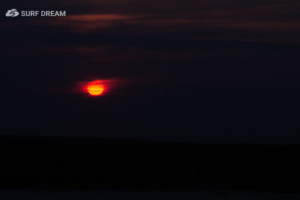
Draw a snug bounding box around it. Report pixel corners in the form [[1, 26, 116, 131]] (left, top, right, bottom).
[[87, 80, 104, 96]]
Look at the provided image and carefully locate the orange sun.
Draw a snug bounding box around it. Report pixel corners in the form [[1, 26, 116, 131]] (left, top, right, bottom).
[[87, 80, 104, 96]]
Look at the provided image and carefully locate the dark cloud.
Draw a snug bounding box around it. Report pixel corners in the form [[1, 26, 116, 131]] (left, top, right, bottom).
[[3, 0, 299, 14]]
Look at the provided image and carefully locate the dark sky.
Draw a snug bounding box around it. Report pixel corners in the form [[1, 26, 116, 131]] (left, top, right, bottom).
[[1, 0, 300, 144]]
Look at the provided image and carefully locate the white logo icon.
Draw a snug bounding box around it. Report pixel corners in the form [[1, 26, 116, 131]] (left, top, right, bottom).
[[6, 9, 19, 17]]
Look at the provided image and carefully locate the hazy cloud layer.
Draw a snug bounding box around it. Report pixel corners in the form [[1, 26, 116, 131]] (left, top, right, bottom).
[[1, 0, 299, 94]]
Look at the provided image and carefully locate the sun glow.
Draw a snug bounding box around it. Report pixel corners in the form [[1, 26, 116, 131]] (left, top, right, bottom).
[[87, 80, 104, 96], [73, 78, 124, 96]]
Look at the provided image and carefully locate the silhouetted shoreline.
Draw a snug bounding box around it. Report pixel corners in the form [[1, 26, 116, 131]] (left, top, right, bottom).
[[0, 135, 299, 194]]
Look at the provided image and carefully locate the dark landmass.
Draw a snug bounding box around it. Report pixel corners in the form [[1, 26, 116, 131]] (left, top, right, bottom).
[[0, 135, 299, 194]]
